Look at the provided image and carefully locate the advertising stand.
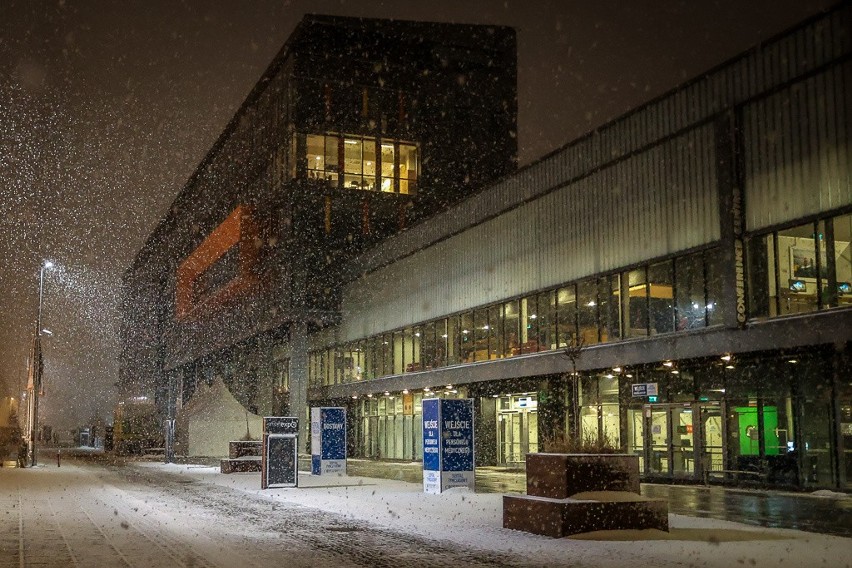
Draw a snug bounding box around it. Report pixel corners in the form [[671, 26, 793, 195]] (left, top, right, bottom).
[[261, 416, 299, 489], [422, 398, 475, 494], [311, 407, 347, 475]]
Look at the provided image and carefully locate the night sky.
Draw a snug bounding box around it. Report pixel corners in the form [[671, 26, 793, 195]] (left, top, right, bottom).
[[0, 0, 835, 430]]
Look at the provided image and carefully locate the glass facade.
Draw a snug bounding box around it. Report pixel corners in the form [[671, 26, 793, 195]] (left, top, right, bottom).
[[308, 247, 725, 388]]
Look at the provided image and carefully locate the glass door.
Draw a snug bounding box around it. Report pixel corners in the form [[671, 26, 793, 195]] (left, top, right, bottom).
[[627, 407, 645, 471], [671, 405, 695, 476], [701, 402, 725, 476], [498, 411, 522, 464], [646, 405, 669, 474]]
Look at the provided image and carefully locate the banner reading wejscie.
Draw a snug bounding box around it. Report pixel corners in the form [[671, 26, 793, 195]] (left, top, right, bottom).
[[310, 407, 346, 475], [422, 398, 474, 494]]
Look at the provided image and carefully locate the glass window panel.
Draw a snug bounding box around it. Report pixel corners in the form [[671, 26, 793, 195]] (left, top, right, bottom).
[[422, 322, 436, 370], [599, 275, 622, 342], [402, 328, 413, 372], [832, 214, 852, 308], [577, 279, 599, 345], [411, 326, 422, 371], [344, 137, 363, 189], [307, 134, 325, 178], [705, 247, 725, 326], [492, 304, 506, 359], [503, 300, 520, 356], [446, 316, 460, 366], [556, 285, 577, 347], [392, 331, 404, 374], [399, 143, 418, 195], [520, 295, 538, 353], [675, 253, 707, 330], [473, 308, 490, 362], [381, 334, 392, 377], [362, 139, 376, 191], [320, 134, 339, 186], [625, 268, 649, 337], [435, 319, 448, 368], [353, 342, 365, 381], [648, 261, 675, 334], [537, 291, 556, 351], [777, 222, 819, 315], [459, 312, 474, 362], [380, 141, 395, 192]]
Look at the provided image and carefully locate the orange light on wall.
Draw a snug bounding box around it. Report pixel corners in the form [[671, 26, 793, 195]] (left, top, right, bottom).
[[175, 205, 259, 319]]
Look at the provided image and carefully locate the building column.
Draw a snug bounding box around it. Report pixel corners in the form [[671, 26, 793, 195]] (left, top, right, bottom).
[[289, 321, 310, 453], [715, 110, 747, 330]]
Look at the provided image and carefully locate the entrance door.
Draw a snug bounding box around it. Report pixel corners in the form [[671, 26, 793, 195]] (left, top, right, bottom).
[[701, 402, 725, 476], [496, 395, 539, 466], [497, 408, 538, 465], [643, 403, 704, 479], [645, 405, 669, 474]]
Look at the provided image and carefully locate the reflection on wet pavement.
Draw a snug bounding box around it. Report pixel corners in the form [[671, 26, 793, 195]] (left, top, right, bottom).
[[641, 483, 852, 538]]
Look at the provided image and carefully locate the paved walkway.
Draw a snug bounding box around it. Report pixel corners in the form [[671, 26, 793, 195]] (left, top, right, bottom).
[[346, 460, 852, 538]]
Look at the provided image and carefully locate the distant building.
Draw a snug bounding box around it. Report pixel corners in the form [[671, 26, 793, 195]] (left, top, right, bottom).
[[122, 7, 852, 490]]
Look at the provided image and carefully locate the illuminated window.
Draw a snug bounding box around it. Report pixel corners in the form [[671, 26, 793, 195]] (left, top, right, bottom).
[[302, 132, 417, 194]]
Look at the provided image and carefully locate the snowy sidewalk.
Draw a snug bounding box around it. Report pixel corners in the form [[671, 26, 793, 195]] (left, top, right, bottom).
[[139, 461, 852, 568]]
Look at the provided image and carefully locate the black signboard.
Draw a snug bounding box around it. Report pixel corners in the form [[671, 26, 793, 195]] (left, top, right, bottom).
[[262, 416, 299, 489]]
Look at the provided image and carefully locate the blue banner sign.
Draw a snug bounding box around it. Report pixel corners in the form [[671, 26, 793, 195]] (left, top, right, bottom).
[[311, 407, 347, 475], [422, 398, 475, 494]]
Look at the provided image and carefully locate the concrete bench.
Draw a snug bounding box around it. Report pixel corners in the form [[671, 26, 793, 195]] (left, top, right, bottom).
[[220, 440, 263, 474]]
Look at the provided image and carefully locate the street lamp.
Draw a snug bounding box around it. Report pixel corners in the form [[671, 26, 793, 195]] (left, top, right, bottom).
[[26, 259, 54, 467]]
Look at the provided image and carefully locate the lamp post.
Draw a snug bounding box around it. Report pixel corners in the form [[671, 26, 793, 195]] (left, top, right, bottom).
[[26, 260, 53, 467]]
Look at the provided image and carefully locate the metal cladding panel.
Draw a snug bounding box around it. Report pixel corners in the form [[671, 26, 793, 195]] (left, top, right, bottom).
[[340, 126, 718, 341], [744, 63, 852, 232]]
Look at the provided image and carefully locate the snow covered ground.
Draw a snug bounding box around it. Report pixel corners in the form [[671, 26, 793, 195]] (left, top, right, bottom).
[[141, 461, 852, 568]]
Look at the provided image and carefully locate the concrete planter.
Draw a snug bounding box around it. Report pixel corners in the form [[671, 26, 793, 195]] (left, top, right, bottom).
[[525, 453, 640, 498], [503, 453, 668, 537]]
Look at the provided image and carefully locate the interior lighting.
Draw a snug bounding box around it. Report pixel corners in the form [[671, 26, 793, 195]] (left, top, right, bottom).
[[671, 370, 680, 375], [344, 140, 358, 145], [604, 374, 614, 379], [40, 329, 53, 336], [482, 325, 490, 330], [529, 314, 537, 319], [725, 365, 735, 370], [402, 389, 409, 395], [414, 332, 420, 337], [586, 300, 596, 307], [612, 367, 622, 373], [663, 361, 674, 367], [720, 354, 732, 362], [626, 374, 633, 378], [367, 393, 373, 398], [462, 329, 469, 334], [492, 394, 499, 398], [441, 334, 448, 339], [446, 385, 453, 389], [351, 395, 358, 399], [788, 359, 798, 364], [384, 391, 390, 396]]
